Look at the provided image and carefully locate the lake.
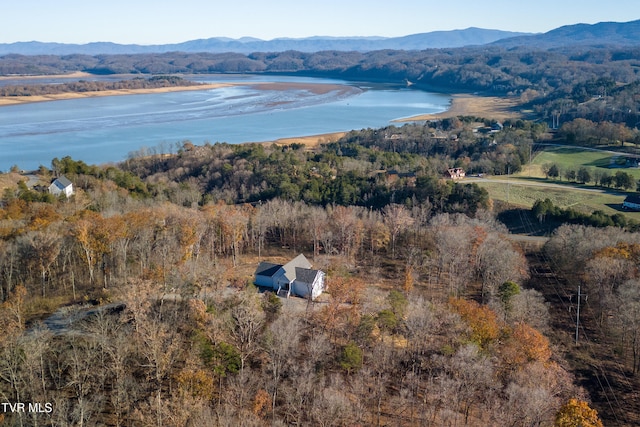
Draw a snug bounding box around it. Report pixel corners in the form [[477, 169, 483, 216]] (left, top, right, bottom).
[[0, 75, 450, 171]]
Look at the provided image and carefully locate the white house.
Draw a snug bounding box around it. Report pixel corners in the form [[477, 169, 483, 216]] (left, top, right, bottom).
[[623, 194, 640, 211], [49, 176, 74, 197], [254, 254, 325, 300]]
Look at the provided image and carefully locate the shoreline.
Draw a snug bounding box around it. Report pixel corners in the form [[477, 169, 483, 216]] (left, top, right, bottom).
[[0, 75, 521, 165], [0, 83, 236, 107], [0, 79, 360, 107], [394, 94, 521, 122], [0, 71, 94, 81]]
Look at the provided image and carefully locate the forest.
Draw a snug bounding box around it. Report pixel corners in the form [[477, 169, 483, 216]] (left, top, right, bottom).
[[0, 113, 620, 426]]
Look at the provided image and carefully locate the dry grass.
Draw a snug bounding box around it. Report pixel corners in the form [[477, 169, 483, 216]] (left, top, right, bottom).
[[476, 177, 640, 221], [396, 94, 522, 122], [262, 132, 346, 150], [0, 172, 24, 192]]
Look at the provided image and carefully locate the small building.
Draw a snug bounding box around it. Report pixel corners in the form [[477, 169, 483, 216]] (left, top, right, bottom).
[[446, 168, 466, 180], [254, 254, 326, 300], [49, 176, 73, 197], [623, 194, 640, 211]]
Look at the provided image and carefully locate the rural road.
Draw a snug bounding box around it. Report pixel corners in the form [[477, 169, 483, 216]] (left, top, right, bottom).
[[465, 177, 625, 195]]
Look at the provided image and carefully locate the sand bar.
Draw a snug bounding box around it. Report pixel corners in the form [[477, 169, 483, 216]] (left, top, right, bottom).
[[0, 71, 94, 81], [0, 79, 359, 107], [395, 94, 521, 122], [0, 83, 237, 107]]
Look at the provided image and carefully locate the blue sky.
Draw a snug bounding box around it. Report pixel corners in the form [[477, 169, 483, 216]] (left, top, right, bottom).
[[2, 0, 638, 44]]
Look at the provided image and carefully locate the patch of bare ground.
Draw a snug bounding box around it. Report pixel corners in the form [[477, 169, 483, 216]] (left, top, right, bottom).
[[258, 131, 346, 150]]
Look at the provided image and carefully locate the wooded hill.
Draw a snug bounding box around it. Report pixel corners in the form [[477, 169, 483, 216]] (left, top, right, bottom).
[[0, 43, 638, 97], [0, 115, 615, 426]]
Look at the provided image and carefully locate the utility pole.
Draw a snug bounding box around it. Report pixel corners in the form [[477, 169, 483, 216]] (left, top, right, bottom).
[[575, 285, 587, 345], [506, 164, 510, 206], [529, 143, 533, 177]]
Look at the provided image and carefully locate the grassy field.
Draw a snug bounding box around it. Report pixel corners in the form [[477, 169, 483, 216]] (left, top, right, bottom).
[[528, 145, 640, 180], [474, 143, 640, 222], [478, 178, 640, 220]]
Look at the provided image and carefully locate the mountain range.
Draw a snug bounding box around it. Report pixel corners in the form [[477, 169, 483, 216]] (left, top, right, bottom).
[[1, 20, 639, 56], [0, 28, 528, 55], [492, 19, 640, 48]]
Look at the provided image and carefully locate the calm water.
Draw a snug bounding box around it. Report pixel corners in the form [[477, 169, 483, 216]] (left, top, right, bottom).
[[0, 75, 449, 171]]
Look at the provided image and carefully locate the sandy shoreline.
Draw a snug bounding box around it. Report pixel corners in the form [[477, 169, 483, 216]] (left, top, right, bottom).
[[0, 83, 237, 106], [395, 94, 521, 122], [0, 79, 361, 107], [0, 71, 94, 81]]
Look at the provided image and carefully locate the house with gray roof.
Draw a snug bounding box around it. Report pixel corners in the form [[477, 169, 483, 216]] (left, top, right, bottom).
[[254, 254, 325, 300], [49, 176, 74, 197]]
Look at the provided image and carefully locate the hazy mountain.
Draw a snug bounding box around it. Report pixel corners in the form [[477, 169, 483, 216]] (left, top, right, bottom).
[[492, 19, 640, 48], [0, 28, 528, 55]]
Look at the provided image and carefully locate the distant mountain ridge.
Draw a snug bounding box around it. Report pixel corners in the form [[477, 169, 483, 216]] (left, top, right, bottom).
[[0, 28, 528, 55], [492, 19, 640, 48], [3, 20, 640, 57]]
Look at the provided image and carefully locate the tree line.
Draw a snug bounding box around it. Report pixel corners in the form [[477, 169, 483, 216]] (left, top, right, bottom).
[[0, 75, 202, 97], [1, 44, 639, 99]]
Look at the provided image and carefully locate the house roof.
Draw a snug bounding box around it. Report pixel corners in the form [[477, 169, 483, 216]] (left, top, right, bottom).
[[281, 254, 312, 282], [52, 176, 72, 189], [255, 262, 282, 277], [295, 267, 321, 285], [624, 194, 640, 205]]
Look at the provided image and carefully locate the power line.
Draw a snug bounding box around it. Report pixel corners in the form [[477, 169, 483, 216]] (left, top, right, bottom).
[[575, 285, 587, 345]]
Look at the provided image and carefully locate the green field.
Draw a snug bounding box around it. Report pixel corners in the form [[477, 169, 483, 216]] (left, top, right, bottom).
[[476, 178, 640, 222], [528, 145, 640, 180], [470, 145, 640, 221]]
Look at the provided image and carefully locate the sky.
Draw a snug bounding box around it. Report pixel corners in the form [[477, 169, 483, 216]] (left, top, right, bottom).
[[2, 0, 639, 44]]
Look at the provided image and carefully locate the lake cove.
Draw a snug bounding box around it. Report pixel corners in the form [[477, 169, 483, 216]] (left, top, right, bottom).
[[0, 75, 450, 171]]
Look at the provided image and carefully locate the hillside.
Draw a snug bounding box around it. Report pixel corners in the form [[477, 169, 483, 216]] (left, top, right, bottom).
[[493, 19, 640, 48], [0, 125, 600, 426]]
